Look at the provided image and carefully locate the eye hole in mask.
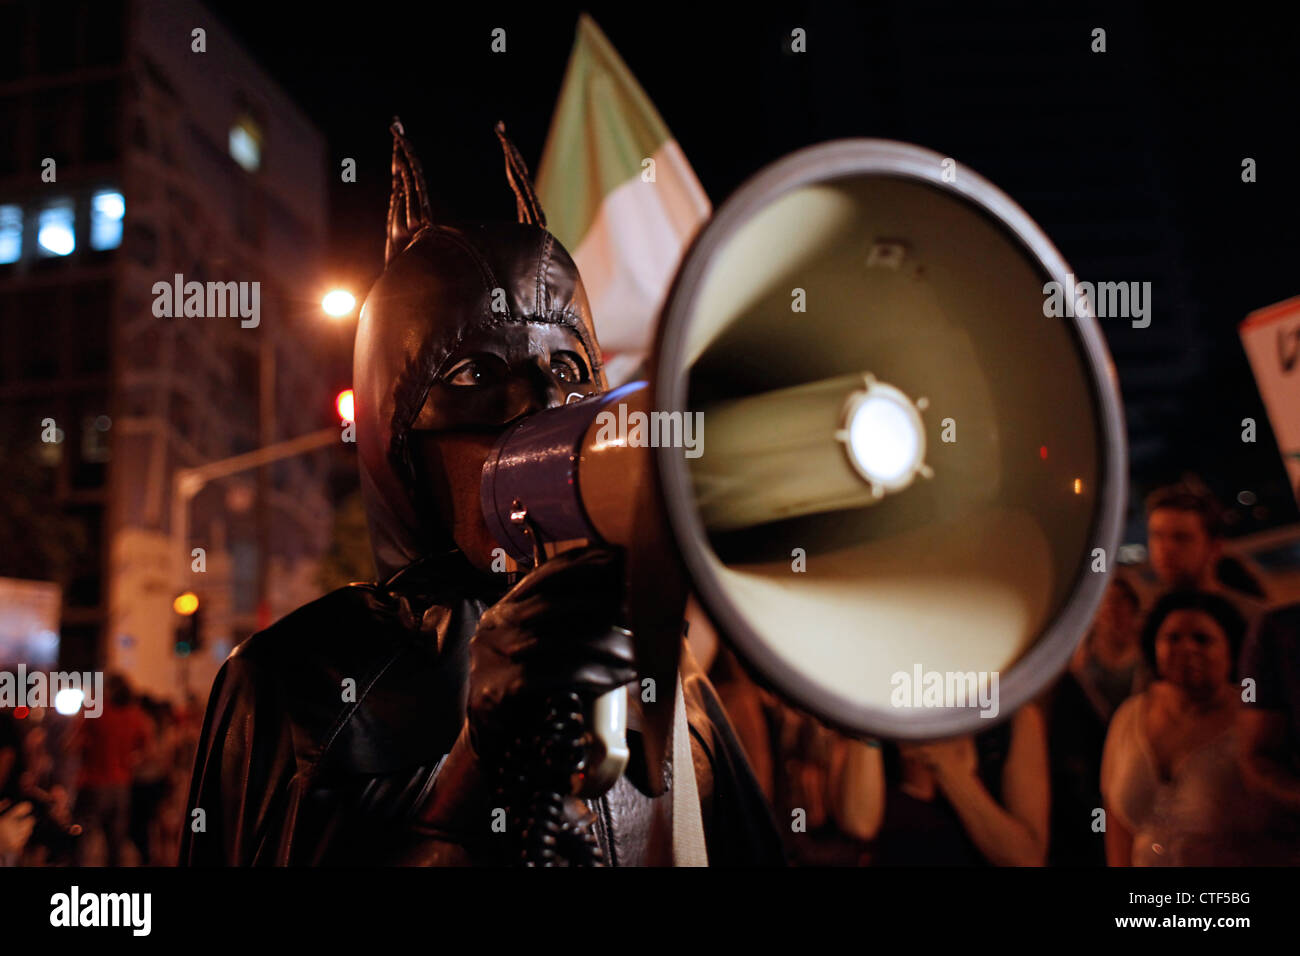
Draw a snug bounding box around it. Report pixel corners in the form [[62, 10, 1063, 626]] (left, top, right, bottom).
[[443, 354, 510, 388], [442, 350, 590, 389]]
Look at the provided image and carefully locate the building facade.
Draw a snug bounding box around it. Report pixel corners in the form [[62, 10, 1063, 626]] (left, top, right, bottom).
[[0, 0, 336, 702]]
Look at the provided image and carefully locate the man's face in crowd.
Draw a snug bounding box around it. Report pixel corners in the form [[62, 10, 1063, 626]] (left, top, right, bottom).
[[411, 322, 602, 573], [1147, 507, 1217, 589]]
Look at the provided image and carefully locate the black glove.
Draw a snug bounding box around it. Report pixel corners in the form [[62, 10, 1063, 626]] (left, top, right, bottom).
[[466, 545, 637, 767]]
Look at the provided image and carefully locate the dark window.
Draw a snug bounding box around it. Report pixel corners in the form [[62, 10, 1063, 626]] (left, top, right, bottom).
[[66, 503, 104, 608], [125, 221, 157, 268], [129, 324, 160, 367], [83, 81, 120, 163], [17, 288, 60, 379], [83, 0, 124, 67], [0, 97, 20, 175], [57, 623, 99, 674], [130, 114, 149, 152], [35, 3, 77, 75], [235, 180, 261, 245], [70, 280, 111, 374], [71, 424, 108, 490], [33, 89, 76, 173], [0, 301, 14, 384], [0, 5, 26, 82], [173, 393, 194, 445]]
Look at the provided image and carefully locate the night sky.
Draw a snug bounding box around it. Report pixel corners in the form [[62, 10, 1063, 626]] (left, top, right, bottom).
[[206, 0, 1300, 537]]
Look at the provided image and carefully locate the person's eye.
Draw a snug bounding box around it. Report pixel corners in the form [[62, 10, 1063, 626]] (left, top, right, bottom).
[[550, 351, 589, 385], [443, 356, 508, 387]]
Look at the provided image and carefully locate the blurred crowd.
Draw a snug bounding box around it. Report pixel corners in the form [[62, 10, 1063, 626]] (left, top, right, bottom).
[[0, 675, 201, 866], [696, 478, 1300, 866], [3, 478, 1300, 866]]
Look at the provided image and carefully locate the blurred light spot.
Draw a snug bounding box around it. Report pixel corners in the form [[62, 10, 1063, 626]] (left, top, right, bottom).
[[1237, 490, 1257, 506], [30, 629, 59, 658], [229, 117, 262, 172], [0, 204, 21, 264], [90, 190, 124, 250], [173, 592, 199, 615], [1039, 445, 1048, 460], [37, 201, 75, 256], [225, 482, 255, 514], [322, 289, 356, 317], [1117, 543, 1148, 564], [1073, 478, 1083, 494], [336, 388, 355, 423], [846, 393, 922, 486], [54, 688, 83, 715]]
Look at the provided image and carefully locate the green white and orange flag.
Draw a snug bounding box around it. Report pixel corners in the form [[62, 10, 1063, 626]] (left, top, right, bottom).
[[536, 14, 711, 386]]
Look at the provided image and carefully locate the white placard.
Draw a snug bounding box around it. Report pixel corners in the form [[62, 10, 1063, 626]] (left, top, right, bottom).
[[1240, 295, 1300, 506]]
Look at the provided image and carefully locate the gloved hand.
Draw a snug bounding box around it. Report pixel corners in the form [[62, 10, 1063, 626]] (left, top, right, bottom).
[[466, 545, 637, 765], [396, 545, 636, 864]]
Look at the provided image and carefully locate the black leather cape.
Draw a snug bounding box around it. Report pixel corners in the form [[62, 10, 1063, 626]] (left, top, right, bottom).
[[178, 122, 785, 866]]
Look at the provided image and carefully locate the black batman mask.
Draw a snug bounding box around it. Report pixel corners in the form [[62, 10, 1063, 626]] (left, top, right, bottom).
[[354, 121, 609, 582]]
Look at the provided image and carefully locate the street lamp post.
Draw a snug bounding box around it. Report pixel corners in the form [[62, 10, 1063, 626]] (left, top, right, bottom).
[[168, 286, 359, 644]]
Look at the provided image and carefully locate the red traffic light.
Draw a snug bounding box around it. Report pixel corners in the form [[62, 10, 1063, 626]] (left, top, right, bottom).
[[336, 389, 355, 423]]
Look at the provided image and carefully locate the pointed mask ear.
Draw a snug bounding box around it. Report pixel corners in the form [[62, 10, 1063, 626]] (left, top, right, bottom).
[[494, 121, 546, 228], [386, 118, 434, 264]]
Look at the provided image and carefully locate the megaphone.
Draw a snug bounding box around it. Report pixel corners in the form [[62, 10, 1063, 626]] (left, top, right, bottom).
[[480, 139, 1126, 789]]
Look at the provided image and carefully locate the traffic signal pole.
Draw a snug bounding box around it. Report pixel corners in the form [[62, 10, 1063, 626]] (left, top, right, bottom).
[[169, 426, 338, 603]]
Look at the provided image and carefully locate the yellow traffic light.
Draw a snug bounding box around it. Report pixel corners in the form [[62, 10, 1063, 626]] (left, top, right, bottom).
[[173, 592, 200, 616]]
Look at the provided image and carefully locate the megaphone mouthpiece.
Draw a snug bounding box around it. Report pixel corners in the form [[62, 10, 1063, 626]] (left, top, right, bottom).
[[693, 372, 931, 531]]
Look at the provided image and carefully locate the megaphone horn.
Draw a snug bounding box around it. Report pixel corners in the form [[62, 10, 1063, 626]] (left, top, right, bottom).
[[481, 139, 1127, 776]]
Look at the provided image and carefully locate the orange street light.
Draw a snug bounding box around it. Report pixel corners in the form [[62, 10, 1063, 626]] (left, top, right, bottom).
[[322, 289, 356, 318]]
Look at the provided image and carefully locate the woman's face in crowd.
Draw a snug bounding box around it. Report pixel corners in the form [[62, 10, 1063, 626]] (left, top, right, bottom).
[[1154, 609, 1233, 695]]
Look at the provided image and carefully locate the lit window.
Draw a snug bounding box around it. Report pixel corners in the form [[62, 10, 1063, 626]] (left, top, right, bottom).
[[0, 205, 20, 264], [90, 190, 124, 250], [82, 414, 112, 463], [37, 200, 75, 257], [37, 425, 64, 466], [229, 116, 262, 172]]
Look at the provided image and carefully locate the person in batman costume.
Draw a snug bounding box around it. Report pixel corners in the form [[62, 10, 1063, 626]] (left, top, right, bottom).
[[178, 120, 785, 866]]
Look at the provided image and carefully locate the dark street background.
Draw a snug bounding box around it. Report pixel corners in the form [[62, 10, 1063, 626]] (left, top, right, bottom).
[[2, 0, 1299, 874], [208, 0, 1300, 536]]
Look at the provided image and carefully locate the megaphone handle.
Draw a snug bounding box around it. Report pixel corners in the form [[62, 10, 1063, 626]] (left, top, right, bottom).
[[508, 510, 630, 854], [575, 666, 631, 799]]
